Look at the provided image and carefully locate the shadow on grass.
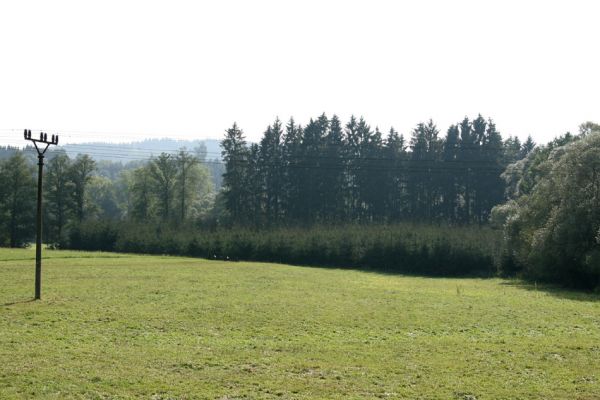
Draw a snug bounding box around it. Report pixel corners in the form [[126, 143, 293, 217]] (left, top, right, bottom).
[[282, 262, 597, 299], [500, 280, 600, 302], [3, 298, 37, 307], [327, 265, 496, 282]]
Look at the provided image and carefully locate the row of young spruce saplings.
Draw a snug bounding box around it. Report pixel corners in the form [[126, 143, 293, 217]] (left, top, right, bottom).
[[64, 221, 507, 277]]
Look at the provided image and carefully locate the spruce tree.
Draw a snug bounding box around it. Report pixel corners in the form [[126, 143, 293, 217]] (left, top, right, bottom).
[[471, 115, 487, 222], [408, 123, 428, 219], [481, 119, 505, 221], [442, 124, 460, 222], [321, 114, 346, 221], [457, 117, 474, 222], [281, 118, 303, 221], [361, 124, 385, 221], [503, 136, 522, 164], [344, 116, 360, 220], [299, 115, 328, 222], [221, 123, 249, 224], [384, 127, 407, 221], [520, 135, 535, 158], [422, 119, 442, 220], [246, 143, 263, 227], [259, 118, 284, 223], [355, 117, 376, 221]]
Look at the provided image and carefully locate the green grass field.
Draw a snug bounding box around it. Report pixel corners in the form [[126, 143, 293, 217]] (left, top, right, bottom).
[[1, 248, 599, 399]]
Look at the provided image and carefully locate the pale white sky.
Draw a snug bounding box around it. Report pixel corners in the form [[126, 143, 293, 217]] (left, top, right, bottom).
[[0, 0, 598, 146]]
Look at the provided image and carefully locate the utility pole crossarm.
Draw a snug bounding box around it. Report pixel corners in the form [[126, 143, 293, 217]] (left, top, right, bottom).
[[24, 129, 59, 147], [24, 129, 59, 300]]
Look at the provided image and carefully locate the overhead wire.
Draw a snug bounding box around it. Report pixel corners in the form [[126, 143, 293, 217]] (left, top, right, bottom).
[[2, 150, 512, 177], [0, 122, 520, 176], [10, 148, 507, 176], [1, 133, 512, 168]]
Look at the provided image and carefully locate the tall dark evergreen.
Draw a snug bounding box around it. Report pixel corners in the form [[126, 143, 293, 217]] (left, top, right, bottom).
[[221, 123, 249, 224], [469, 115, 487, 222], [384, 127, 406, 221], [480, 119, 505, 220], [520, 135, 535, 158], [457, 117, 475, 222], [354, 117, 375, 220], [247, 143, 262, 227], [503, 136, 522, 165], [360, 124, 385, 221], [321, 115, 346, 221], [344, 116, 360, 220], [259, 118, 284, 223], [408, 123, 428, 219], [299, 115, 328, 222], [423, 120, 442, 219], [442, 125, 460, 221], [281, 118, 303, 221]]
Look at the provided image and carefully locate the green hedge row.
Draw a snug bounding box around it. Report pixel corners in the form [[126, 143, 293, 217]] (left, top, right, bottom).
[[67, 222, 502, 277]]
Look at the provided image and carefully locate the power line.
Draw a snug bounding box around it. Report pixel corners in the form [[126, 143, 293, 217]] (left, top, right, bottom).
[[11, 147, 509, 176], [2, 135, 513, 167], [4, 143, 514, 175]]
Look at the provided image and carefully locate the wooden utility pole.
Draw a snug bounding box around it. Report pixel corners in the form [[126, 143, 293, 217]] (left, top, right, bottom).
[[24, 129, 58, 300]]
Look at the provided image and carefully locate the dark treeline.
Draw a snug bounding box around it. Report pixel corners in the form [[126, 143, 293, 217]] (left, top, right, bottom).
[[0, 114, 533, 279], [8, 118, 600, 289], [221, 114, 533, 226]]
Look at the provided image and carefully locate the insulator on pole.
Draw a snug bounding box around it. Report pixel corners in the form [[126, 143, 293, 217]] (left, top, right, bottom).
[[44, 133, 47, 142], [24, 129, 27, 139], [51, 134, 55, 143], [56, 135, 59, 145], [27, 130, 31, 139], [39, 132, 43, 141]]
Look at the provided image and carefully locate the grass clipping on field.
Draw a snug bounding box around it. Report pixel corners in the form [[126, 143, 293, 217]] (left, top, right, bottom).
[[1, 248, 599, 399]]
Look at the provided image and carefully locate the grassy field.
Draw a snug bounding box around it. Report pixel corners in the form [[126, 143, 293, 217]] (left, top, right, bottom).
[[1, 248, 599, 399]]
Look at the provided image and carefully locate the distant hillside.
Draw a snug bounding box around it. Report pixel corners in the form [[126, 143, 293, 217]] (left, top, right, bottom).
[[61, 138, 222, 162], [1, 138, 226, 190]]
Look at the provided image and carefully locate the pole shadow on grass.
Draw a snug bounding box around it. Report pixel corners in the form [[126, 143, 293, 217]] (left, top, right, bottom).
[[500, 280, 600, 302], [3, 298, 37, 307]]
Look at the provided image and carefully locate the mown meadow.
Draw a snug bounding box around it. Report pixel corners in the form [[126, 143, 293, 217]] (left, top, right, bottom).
[[1, 248, 599, 399]]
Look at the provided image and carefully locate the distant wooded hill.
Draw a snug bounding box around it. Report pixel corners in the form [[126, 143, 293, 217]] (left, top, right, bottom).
[[60, 138, 222, 162]]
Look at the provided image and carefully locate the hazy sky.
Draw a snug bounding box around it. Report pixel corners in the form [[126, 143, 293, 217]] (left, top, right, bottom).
[[0, 0, 598, 146]]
